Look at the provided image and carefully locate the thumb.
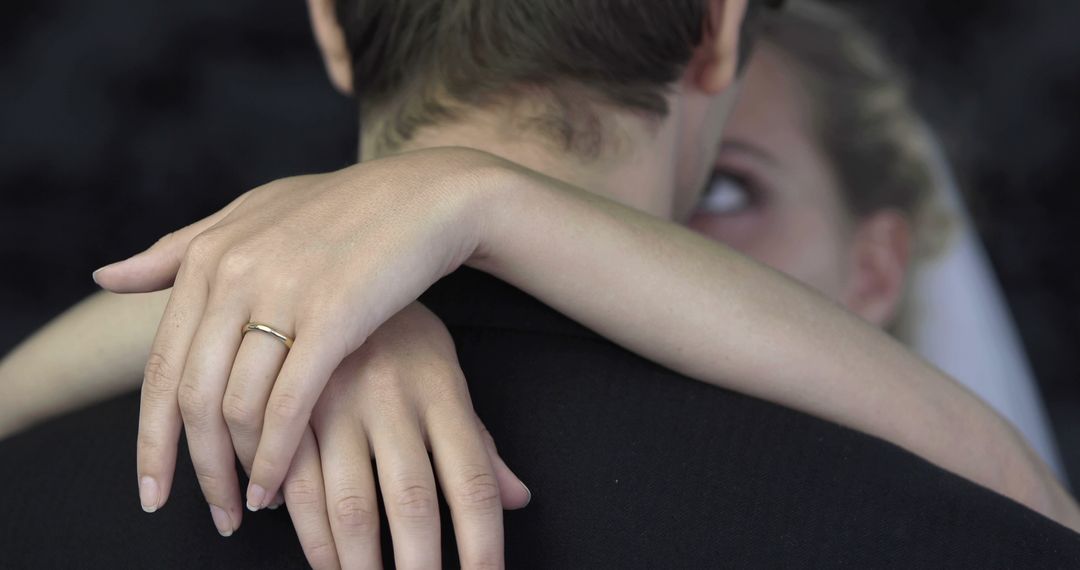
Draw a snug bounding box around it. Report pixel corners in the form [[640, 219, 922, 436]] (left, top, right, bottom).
[[92, 226, 200, 293], [92, 195, 245, 293]]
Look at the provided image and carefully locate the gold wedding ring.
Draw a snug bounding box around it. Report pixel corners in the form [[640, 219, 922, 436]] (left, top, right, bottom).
[[243, 322, 294, 350]]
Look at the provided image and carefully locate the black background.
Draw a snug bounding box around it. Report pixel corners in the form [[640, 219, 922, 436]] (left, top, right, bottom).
[[1, 1, 1077, 489]]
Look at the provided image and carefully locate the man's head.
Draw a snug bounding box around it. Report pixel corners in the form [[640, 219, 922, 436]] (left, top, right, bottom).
[[306, 0, 777, 218]]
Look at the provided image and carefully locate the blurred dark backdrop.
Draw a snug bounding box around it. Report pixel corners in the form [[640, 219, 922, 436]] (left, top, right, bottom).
[[1, 1, 1077, 488]]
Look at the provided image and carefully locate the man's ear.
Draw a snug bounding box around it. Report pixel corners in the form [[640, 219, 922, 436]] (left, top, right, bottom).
[[686, 0, 750, 94], [307, 0, 354, 95], [842, 210, 913, 326]]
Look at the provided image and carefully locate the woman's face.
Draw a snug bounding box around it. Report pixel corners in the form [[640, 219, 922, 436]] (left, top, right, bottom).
[[687, 43, 903, 323]]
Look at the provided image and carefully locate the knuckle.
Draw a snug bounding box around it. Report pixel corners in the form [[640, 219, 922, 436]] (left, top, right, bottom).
[[195, 470, 224, 494], [332, 494, 377, 534], [143, 352, 179, 395], [470, 559, 504, 570], [453, 467, 501, 513], [302, 539, 338, 570], [356, 362, 409, 409], [177, 381, 215, 428], [217, 248, 255, 283], [392, 482, 438, 522], [364, 366, 403, 401], [268, 391, 309, 425], [221, 392, 261, 435], [136, 431, 165, 461], [185, 232, 219, 263], [417, 381, 468, 416], [284, 477, 322, 507], [251, 453, 287, 483]]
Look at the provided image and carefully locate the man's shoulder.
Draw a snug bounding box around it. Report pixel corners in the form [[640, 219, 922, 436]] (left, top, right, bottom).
[[421, 267, 601, 340]]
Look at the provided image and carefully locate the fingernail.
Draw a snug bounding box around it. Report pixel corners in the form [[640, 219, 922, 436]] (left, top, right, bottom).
[[139, 476, 160, 513], [520, 482, 532, 506], [91, 267, 107, 285], [268, 493, 285, 510], [246, 484, 267, 511], [209, 504, 235, 537]]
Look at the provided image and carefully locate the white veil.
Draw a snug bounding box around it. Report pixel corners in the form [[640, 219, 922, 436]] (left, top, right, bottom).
[[906, 138, 1065, 478]]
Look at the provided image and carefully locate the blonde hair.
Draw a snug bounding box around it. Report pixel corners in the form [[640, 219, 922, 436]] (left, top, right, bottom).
[[760, 0, 951, 260]]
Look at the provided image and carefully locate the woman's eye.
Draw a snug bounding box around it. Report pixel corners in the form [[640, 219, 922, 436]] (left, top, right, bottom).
[[698, 173, 754, 215]]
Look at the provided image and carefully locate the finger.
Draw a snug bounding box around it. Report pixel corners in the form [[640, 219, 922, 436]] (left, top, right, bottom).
[[369, 407, 442, 570], [222, 327, 290, 478], [248, 332, 346, 511], [93, 194, 246, 293], [314, 411, 382, 569], [284, 428, 341, 570], [136, 267, 207, 514], [177, 295, 248, 537], [427, 404, 504, 569], [476, 418, 532, 510]]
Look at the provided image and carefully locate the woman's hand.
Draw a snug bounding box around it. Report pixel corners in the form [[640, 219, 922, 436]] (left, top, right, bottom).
[[94, 148, 511, 522], [279, 303, 529, 569]]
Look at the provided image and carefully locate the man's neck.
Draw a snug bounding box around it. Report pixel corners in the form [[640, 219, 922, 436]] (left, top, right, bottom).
[[361, 101, 683, 220]]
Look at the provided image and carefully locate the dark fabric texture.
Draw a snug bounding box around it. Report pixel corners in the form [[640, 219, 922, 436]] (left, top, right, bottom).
[[2, 269, 1079, 568]]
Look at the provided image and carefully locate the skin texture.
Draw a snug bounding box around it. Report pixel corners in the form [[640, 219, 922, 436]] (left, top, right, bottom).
[[3, 6, 1079, 568]]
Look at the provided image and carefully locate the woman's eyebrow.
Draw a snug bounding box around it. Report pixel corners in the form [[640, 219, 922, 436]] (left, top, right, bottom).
[[719, 139, 781, 166]]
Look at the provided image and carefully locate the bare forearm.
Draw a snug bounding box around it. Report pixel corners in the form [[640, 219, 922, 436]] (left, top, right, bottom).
[[471, 166, 1076, 523], [0, 290, 168, 437]]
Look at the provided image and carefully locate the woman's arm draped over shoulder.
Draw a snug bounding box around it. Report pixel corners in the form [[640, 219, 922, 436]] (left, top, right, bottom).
[[470, 160, 1079, 528], [21, 148, 1080, 528]]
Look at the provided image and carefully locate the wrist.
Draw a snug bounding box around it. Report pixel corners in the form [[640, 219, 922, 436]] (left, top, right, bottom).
[[383, 146, 520, 276], [889, 379, 1047, 509], [964, 408, 1060, 514], [462, 155, 539, 275]]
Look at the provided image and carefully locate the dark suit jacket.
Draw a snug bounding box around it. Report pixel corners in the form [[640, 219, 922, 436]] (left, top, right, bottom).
[[421, 269, 1080, 568], [1, 269, 1078, 568]]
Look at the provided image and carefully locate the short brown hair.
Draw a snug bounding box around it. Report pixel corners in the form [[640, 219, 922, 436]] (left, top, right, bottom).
[[335, 0, 775, 155]]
